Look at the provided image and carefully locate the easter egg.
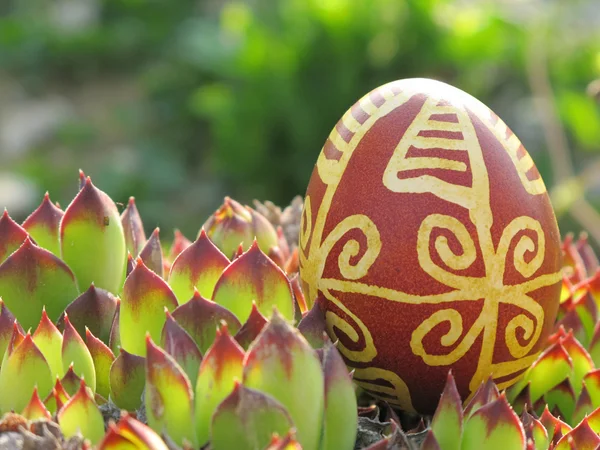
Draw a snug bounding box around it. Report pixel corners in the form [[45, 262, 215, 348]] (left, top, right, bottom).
[[298, 78, 562, 414]]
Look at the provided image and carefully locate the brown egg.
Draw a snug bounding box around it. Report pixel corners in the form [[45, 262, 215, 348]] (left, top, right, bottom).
[[298, 78, 562, 414]]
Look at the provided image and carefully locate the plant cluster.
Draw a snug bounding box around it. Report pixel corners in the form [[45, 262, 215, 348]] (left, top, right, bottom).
[[0, 171, 355, 449]]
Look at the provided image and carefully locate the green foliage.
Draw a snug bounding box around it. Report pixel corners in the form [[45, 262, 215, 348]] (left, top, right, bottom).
[[1, 0, 598, 239]]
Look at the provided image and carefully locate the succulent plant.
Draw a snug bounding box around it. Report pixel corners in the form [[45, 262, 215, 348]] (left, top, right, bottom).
[[0, 171, 356, 449]]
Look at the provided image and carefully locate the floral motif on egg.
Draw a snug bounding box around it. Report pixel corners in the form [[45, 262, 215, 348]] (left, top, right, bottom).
[[298, 78, 563, 414]]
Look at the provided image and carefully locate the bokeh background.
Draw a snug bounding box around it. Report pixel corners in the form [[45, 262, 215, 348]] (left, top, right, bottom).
[[1, 0, 599, 244]]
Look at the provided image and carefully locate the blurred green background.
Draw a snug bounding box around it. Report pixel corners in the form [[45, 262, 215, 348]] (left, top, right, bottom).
[[1, 0, 599, 243]]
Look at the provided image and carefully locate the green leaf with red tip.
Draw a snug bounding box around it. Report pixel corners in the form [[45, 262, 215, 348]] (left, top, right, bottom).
[[60, 177, 126, 293], [243, 310, 324, 450], [586, 405, 600, 433], [44, 377, 71, 414], [86, 328, 115, 400], [431, 371, 463, 450], [33, 309, 64, 378], [511, 383, 532, 416], [22, 386, 52, 421], [0, 210, 29, 262], [58, 379, 105, 445], [461, 394, 525, 450], [539, 405, 572, 438], [573, 290, 597, 345], [139, 228, 163, 278], [109, 298, 120, 354], [543, 378, 576, 423], [0, 238, 79, 331], [167, 230, 192, 263], [59, 284, 118, 344], [234, 301, 268, 349], [589, 321, 600, 368], [145, 336, 195, 447], [298, 300, 327, 349], [584, 370, 600, 409], [516, 342, 574, 403], [290, 273, 307, 316], [555, 419, 600, 450], [211, 382, 294, 450], [62, 314, 96, 393], [195, 322, 245, 447], [121, 197, 146, 258], [109, 348, 145, 411], [168, 229, 230, 303], [22, 192, 64, 256], [463, 377, 499, 419], [573, 383, 594, 425], [202, 197, 279, 259], [98, 428, 138, 450], [160, 311, 202, 387], [557, 310, 588, 348], [521, 411, 549, 450], [213, 241, 295, 323], [101, 413, 169, 450], [0, 333, 53, 413], [321, 339, 358, 450], [171, 290, 241, 354], [120, 257, 178, 356], [61, 364, 83, 396], [0, 300, 18, 363]]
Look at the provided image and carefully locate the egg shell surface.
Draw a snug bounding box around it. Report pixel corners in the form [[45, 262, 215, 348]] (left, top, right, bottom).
[[298, 78, 562, 414]]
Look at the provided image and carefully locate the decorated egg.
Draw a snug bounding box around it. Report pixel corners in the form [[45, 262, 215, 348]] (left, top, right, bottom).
[[298, 78, 562, 414]]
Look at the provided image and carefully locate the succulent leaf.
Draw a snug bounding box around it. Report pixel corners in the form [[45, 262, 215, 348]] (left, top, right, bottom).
[[22, 192, 64, 256], [109, 348, 145, 411], [0, 333, 53, 413], [86, 328, 115, 400], [58, 379, 105, 445], [573, 383, 594, 425], [145, 335, 196, 447], [234, 301, 268, 349], [521, 411, 549, 450], [160, 310, 202, 387], [202, 197, 279, 259], [120, 257, 178, 356], [102, 412, 170, 450], [511, 342, 573, 403], [243, 310, 324, 450], [298, 300, 327, 349], [0, 210, 29, 262], [421, 432, 442, 450], [171, 290, 241, 354], [555, 418, 600, 449], [543, 378, 576, 423], [58, 284, 118, 344], [167, 230, 192, 262], [33, 309, 64, 378], [0, 237, 79, 331], [60, 176, 126, 293], [195, 322, 245, 447], [61, 364, 83, 395], [139, 228, 164, 278], [430, 371, 463, 450], [121, 197, 146, 258], [0, 300, 19, 365], [44, 377, 71, 414], [212, 241, 295, 323], [583, 369, 600, 409], [321, 339, 358, 450], [211, 382, 294, 450], [460, 394, 525, 450], [168, 229, 230, 303], [109, 298, 121, 354], [62, 314, 96, 393], [21, 386, 52, 421]]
